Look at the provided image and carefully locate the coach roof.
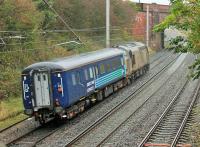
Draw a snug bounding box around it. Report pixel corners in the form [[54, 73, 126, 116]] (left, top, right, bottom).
[[23, 48, 124, 73]]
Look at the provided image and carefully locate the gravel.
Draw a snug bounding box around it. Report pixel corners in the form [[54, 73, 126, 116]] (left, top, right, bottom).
[[69, 54, 192, 147], [101, 54, 197, 147]]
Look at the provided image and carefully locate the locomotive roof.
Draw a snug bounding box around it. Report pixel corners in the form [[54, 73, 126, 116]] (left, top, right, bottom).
[[113, 42, 146, 52], [22, 48, 123, 73], [117, 42, 146, 51]]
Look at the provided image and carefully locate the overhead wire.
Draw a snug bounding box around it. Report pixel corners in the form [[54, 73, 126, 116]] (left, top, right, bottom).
[[0, 26, 137, 34], [1, 35, 106, 46], [0, 25, 141, 54], [0, 35, 132, 54], [42, 0, 83, 44]]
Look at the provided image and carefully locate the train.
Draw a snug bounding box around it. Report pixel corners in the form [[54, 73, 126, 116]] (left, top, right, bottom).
[[22, 42, 149, 124]]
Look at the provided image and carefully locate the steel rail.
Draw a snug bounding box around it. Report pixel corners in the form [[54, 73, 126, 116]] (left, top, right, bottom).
[[138, 79, 189, 147], [170, 80, 200, 147]]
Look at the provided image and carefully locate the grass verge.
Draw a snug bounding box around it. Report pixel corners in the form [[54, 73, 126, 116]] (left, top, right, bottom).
[[0, 97, 27, 130], [0, 113, 27, 130], [186, 105, 200, 146]]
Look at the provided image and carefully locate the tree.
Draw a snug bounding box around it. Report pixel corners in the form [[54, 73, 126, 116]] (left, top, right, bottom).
[[154, 0, 200, 79], [53, 0, 136, 29], [0, 0, 42, 31], [33, 0, 57, 30], [0, 0, 43, 99]]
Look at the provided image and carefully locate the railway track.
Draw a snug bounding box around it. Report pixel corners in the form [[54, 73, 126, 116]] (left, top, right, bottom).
[[64, 54, 180, 147], [4, 52, 178, 147], [177, 104, 197, 145], [138, 79, 200, 147], [7, 119, 59, 147], [150, 51, 173, 70], [150, 50, 168, 66]]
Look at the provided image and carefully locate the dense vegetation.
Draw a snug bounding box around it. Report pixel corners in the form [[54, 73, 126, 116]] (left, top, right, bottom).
[[0, 0, 137, 100], [154, 0, 200, 79]]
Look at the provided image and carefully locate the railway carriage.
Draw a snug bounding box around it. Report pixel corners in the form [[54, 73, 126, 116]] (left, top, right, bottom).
[[22, 48, 126, 123]]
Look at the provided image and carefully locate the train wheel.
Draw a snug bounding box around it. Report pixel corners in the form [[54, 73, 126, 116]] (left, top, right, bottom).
[[39, 114, 46, 125]]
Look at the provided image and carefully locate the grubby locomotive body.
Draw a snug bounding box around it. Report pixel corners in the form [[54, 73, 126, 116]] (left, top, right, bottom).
[[22, 42, 149, 124]]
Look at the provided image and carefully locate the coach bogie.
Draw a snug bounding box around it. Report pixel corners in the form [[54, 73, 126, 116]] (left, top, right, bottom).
[[104, 85, 114, 98], [96, 90, 103, 101]]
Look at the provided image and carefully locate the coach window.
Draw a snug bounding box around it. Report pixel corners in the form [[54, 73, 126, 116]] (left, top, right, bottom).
[[100, 63, 105, 74], [84, 69, 89, 80], [94, 65, 99, 76], [89, 67, 93, 78], [76, 72, 81, 84], [118, 59, 121, 67], [114, 59, 120, 69], [106, 63, 111, 72], [72, 73, 76, 86], [95, 66, 99, 75], [112, 60, 116, 70]]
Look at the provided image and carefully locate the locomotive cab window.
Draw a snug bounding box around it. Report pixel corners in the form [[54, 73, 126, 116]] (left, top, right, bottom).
[[132, 55, 136, 65]]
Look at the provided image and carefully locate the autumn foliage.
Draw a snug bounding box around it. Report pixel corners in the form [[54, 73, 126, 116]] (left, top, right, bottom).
[[0, 0, 137, 99]]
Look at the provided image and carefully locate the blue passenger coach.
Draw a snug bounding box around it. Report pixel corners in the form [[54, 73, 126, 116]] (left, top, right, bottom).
[[22, 48, 126, 123]]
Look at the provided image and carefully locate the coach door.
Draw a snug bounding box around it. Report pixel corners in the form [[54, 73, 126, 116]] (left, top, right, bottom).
[[33, 72, 51, 107]]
